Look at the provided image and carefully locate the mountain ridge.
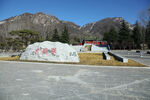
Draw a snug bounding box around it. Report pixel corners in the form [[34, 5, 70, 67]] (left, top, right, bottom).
[[0, 12, 134, 43]]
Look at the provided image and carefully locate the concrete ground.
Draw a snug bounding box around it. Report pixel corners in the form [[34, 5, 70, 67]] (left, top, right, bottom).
[[112, 50, 150, 66], [0, 61, 150, 100]]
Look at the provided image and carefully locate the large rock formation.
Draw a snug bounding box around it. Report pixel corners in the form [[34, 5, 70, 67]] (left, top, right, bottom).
[[0, 12, 134, 43], [20, 41, 80, 62], [0, 12, 86, 43]]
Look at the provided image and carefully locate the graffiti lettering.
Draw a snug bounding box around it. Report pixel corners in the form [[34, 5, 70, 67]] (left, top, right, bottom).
[[42, 48, 48, 54], [40, 47, 43, 50], [34, 48, 57, 55], [51, 48, 56, 55], [69, 52, 77, 56], [35, 48, 39, 54], [31, 51, 35, 55]]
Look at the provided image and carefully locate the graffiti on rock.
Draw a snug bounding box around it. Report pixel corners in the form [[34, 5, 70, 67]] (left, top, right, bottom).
[[31, 47, 77, 57]]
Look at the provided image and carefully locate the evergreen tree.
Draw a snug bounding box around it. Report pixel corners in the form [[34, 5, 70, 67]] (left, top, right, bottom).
[[103, 27, 119, 49], [51, 28, 60, 42], [132, 21, 141, 49], [145, 20, 150, 48], [61, 26, 70, 44], [46, 35, 50, 41], [103, 32, 110, 42], [73, 37, 80, 45], [128, 34, 134, 50], [8, 29, 41, 51], [108, 27, 119, 49], [119, 20, 131, 49], [0, 36, 6, 50]]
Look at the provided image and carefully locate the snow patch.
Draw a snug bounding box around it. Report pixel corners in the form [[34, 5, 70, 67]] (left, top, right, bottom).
[[90, 22, 96, 30]]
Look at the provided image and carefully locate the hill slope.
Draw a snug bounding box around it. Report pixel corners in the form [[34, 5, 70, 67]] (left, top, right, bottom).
[[0, 12, 133, 43]]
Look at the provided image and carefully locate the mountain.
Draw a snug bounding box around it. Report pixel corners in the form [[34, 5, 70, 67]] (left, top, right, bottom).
[[81, 17, 134, 39], [0, 12, 133, 43], [0, 12, 87, 43]]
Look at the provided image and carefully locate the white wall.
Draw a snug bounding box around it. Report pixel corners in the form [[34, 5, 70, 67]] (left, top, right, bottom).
[[91, 45, 108, 52], [71, 45, 82, 52], [71, 44, 109, 52]]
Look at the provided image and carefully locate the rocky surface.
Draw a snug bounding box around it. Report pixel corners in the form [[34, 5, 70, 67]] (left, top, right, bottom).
[[0, 12, 133, 42], [20, 41, 80, 62], [81, 17, 134, 39], [0, 12, 85, 43]]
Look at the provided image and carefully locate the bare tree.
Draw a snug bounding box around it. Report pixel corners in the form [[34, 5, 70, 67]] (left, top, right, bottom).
[[139, 7, 150, 27], [138, 7, 150, 50]]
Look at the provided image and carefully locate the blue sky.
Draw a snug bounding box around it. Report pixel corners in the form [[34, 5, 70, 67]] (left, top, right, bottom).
[[0, 0, 150, 26]]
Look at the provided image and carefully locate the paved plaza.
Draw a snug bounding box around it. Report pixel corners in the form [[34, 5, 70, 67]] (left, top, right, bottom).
[[112, 50, 150, 66], [0, 61, 150, 100]]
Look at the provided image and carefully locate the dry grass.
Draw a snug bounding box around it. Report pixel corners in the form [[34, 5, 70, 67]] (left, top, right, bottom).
[[0, 53, 146, 67], [78, 53, 146, 67], [0, 56, 19, 61]]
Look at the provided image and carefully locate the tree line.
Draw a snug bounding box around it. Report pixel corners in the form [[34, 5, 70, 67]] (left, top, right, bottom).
[[0, 20, 150, 51], [0, 8, 149, 51], [103, 19, 150, 50], [0, 26, 70, 51], [103, 7, 150, 50], [46, 26, 70, 44]]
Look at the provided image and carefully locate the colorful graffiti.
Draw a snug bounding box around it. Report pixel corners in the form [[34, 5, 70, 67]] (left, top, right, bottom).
[[34, 48, 56, 55], [31, 47, 77, 57]]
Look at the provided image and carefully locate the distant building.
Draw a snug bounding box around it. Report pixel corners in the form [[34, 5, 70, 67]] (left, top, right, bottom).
[[80, 40, 108, 46], [71, 40, 110, 52]]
